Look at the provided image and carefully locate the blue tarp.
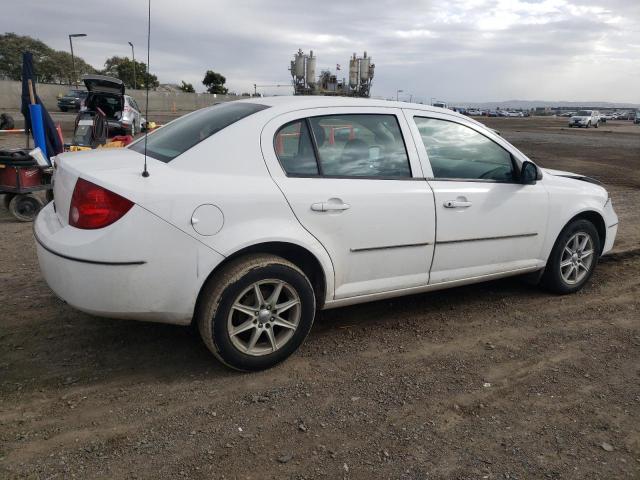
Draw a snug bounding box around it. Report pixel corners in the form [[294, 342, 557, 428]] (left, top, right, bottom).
[[20, 52, 63, 160]]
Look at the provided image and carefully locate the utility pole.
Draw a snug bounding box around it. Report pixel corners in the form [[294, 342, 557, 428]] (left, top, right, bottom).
[[68, 33, 87, 88], [128, 42, 136, 89], [396, 89, 403, 101]]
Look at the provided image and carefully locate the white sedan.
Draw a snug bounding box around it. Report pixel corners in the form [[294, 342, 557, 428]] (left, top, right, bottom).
[[35, 97, 618, 371]]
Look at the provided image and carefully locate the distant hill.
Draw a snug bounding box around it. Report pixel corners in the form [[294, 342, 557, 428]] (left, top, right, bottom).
[[452, 99, 639, 109]]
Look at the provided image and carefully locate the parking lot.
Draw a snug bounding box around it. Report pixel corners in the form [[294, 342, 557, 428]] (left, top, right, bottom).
[[1, 116, 639, 479]]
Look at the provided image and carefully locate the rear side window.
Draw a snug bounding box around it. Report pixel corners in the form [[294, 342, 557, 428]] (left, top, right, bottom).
[[274, 120, 319, 175], [309, 114, 411, 178], [130, 102, 269, 162], [274, 114, 411, 178], [414, 117, 515, 182]]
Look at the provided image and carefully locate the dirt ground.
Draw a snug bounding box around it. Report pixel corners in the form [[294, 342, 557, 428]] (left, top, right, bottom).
[[1, 116, 639, 479]]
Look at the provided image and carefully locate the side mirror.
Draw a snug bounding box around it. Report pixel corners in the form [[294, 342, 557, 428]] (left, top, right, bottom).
[[520, 161, 538, 185]]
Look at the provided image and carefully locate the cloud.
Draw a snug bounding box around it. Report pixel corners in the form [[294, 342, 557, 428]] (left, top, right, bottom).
[[3, 0, 639, 102]]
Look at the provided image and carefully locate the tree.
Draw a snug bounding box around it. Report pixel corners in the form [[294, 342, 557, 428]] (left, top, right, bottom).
[[0, 32, 96, 84], [202, 70, 227, 94], [102, 56, 159, 89], [178, 80, 195, 93]]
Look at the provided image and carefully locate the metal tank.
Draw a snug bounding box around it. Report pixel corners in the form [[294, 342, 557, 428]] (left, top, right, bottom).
[[349, 53, 359, 88], [360, 52, 371, 82], [294, 49, 305, 80], [306, 50, 316, 86]]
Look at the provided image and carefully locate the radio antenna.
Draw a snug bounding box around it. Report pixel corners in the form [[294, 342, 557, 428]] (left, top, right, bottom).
[[142, 0, 151, 177]]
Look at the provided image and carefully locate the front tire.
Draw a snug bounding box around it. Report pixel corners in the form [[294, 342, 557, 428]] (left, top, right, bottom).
[[541, 219, 600, 294], [196, 254, 316, 371]]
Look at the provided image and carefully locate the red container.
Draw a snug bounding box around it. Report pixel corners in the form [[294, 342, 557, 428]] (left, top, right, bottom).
[[0, 166, 43, 190]]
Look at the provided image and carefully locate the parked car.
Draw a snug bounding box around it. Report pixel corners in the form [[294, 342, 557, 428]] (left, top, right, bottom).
[[568, 110, 600, 128], [57, 89, 88, 112], [80, 75, 143, 135], [599, 113, 614, 123], [559, 112, 574, 117], [35, 97, 618, 371], [635, 110, 640, 124]]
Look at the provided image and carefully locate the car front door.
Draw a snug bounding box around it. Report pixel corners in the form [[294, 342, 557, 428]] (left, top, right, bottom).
[[261, 108, 436, 300], [405, 110, 549, 284]]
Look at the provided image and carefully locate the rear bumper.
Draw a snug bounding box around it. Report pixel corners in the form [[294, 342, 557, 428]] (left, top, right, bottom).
[[34, 202, 225, 325]]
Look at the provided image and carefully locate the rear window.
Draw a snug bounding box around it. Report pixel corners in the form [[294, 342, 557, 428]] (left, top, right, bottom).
[[130, 102, 269, 163]]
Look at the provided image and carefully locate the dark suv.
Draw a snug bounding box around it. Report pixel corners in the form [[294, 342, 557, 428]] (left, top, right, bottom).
[[57, 89, 88, 112]]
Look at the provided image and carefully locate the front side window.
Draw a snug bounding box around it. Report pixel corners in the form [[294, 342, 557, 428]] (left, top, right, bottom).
[[274, 120, 319, 175], [414, 117, 515, 182], [307, 114, 411, 178], [130, 102, 269, 162]]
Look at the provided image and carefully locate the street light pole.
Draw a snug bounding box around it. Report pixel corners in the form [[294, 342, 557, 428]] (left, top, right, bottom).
[[68, 33, 87, 88], [128, 41, 136, 90], [396, 89, 403, 101]]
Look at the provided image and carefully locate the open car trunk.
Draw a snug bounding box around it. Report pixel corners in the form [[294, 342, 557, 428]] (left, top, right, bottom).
[[85, 92, 123, 120], [78, 75, 126, 138], [83, 75, 124, 121]]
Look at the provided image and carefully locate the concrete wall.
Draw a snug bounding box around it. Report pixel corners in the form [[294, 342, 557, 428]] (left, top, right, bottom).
[[0, 80, 244, 113]]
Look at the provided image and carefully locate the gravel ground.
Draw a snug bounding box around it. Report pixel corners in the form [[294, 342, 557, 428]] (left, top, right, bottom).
[[1, 116, 639, 479]]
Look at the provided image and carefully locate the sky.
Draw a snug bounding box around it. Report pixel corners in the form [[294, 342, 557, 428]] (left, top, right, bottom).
[[3, 0, 640, 103]]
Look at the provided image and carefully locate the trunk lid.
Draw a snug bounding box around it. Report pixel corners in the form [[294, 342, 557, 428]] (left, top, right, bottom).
[[82, 75, 125, 95]]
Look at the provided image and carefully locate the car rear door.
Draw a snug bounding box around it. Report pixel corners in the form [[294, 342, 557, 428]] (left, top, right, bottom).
[[261, 107, 436, 300], [404, 109, 549, 284]]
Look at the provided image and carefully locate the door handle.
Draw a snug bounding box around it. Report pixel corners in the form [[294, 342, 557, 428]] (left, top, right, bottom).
[[311, 201, 351, 212], [444, 200, 472, 208]]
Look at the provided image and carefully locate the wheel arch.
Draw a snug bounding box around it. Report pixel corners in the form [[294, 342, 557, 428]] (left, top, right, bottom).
[[193, 241, 329, 325], [565, 210, 606, 254]]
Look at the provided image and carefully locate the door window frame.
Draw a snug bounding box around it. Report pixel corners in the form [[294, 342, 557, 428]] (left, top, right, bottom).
[[268, 107, 425, 181]]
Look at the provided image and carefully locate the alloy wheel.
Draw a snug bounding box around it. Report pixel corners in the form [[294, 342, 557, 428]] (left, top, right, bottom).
[[227, 279, 301, 356], [560, 232, 594, 285]]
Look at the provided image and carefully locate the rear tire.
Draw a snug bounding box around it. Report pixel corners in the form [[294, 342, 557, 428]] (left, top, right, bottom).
[[196, 254, 316, 371], [8, 194, 43, 222], [541, 219, 600, 294]]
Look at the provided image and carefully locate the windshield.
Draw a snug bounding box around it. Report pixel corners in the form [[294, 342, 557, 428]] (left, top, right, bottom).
[[575, 110, 591, 116], [130, 102, 269, 163]]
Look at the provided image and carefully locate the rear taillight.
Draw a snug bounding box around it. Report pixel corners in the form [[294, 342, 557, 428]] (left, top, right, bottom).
[[69, 178, 133, 229]]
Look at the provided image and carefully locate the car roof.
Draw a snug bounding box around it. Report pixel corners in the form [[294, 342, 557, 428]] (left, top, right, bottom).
[[236, 95, 449, 113], [222, 96, 499, 133]]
